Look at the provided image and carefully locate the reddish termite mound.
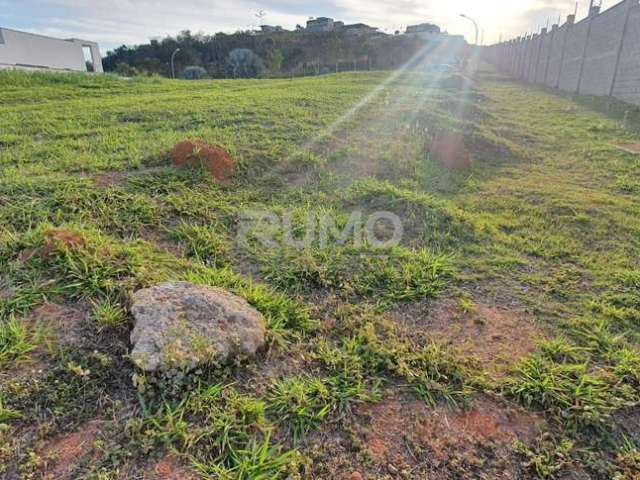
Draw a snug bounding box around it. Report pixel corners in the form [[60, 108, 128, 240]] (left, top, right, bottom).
[[428, 131, 472, 171], [171, 140, 235, 182]]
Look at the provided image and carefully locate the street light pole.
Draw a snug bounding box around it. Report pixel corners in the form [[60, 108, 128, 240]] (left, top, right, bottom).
[[460, 14, 479, 45], [170, 48, 181, 79]]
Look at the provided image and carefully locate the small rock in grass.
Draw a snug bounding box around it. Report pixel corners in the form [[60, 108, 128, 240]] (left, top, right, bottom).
[[130, 281, 265, 372]]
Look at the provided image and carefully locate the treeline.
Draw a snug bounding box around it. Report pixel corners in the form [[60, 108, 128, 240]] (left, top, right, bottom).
[[102, 30, 448, 78]]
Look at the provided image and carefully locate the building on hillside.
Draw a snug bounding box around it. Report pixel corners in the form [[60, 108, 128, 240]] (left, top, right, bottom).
[[405, 23, 465, 44], [259, 25, 284, 34], [306, 17, 335, 32], [342, 23, 378, 36], [0, 27, 103, 72], [406, 23, 441, 36], [304, 17, 380, 36]]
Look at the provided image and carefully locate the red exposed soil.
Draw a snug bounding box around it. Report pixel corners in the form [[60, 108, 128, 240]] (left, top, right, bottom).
[[40, 420, 102, 479], [393, 298, 542, 378], [309, 392, 543, 479], [171, 140, 235, 182], [357, 394, 542, 473], [428, 132, 472, 171]]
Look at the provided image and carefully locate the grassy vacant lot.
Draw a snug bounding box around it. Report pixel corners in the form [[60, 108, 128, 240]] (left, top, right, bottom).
[[1, 67, 639, 479]]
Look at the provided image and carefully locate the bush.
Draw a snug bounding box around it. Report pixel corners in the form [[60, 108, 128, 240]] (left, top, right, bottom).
[[182, 66, 208, 80]]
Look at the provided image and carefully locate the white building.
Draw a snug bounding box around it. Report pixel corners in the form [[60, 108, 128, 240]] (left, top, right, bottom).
[[405, 23, 465, 45], [0, 27, 103, 73]]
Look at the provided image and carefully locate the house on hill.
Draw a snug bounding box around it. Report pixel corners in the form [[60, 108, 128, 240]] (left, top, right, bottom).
[[405, 23, 465, 45], [306, 17, 335, 32], [0, 27, 103, 72], [305, 18, 380, 36], [259, 25, 284, 34], [342, 23, 379, 36]]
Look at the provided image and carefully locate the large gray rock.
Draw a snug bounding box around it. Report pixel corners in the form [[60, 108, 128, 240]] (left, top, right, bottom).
[[130, 282, 266, 372]]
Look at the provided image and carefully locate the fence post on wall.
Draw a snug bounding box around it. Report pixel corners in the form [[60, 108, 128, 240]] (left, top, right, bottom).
[[526, 35, 534, 79], [576, 5, 600, 94], [609, 0, 637, 96], [513, 38, 522, 76], [528, 35, 536, 80], [556, 14, 575, 89], [514, 38, 522, 76], [521, 37, 528, 77], [544, 24, 558, 85], [532, 29, 544, 83]]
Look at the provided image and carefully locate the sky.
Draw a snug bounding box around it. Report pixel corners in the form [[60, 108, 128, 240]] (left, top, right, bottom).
[[2, 0, 601, 54]]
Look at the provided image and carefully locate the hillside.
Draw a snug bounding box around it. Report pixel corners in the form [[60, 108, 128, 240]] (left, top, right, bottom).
[[102, 30, 456, 78], [1, 68, 640, 479]]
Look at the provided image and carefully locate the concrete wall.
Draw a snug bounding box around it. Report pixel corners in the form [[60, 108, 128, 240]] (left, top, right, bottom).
[[580, 1, 628, 95], [485, 0, 640, 106], [0, 28, 103, 73], [612, 6, 640, 103], [528, 34, 542, 82], [546, 25, 568, 87], [536, 30, 552, 84], [558, 19, 590, 92]]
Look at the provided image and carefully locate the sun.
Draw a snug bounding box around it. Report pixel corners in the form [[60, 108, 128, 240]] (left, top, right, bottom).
[[442, 0, 541, 43]]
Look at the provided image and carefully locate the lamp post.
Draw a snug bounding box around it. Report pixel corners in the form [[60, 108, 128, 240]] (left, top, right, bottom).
[[170, 48, 181, 79], [460, 14, 480, 73], [460, 14, 479, 45]]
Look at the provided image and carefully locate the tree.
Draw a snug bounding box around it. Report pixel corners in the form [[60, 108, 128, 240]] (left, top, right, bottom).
[[265, 49, 284, 73], [115, 62, 140, 77], [228, 48, 264, 78]]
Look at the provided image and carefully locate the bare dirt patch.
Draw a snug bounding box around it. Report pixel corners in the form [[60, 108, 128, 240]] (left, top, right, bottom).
[[39, 420, 102, 479], [614, 143, 640, 155], [18, 228, 85, 263], [428, 131, 472, 171], [614, 406, 640, 445], [1, 303, 87, 384], [307, 393, 542, 479], [358, 393, 541, 478], [282, 170, 313, 187], [88, 166, 170, 188], [91, 170, 129, 188], [171, 140, 235, 183], [27, 302, 87, 348], [42, 228, 85, 256], [392, 298, 543, 377], [147, 455, 199, 480]]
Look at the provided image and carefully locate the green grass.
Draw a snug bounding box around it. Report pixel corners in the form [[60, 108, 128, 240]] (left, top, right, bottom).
[[0, 317, 39, 366], [2, 67, 640, 478]]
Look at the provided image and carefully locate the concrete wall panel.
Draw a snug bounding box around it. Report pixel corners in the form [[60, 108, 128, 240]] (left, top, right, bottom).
[[558, 20, 590, 92], [580, 2, 628, 95], [528, 36, 541, 82], [0, 28, 103, 73], [546, 26, 568, 87], [612, 5, 640, 104], [536, 33, 551, 84]]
